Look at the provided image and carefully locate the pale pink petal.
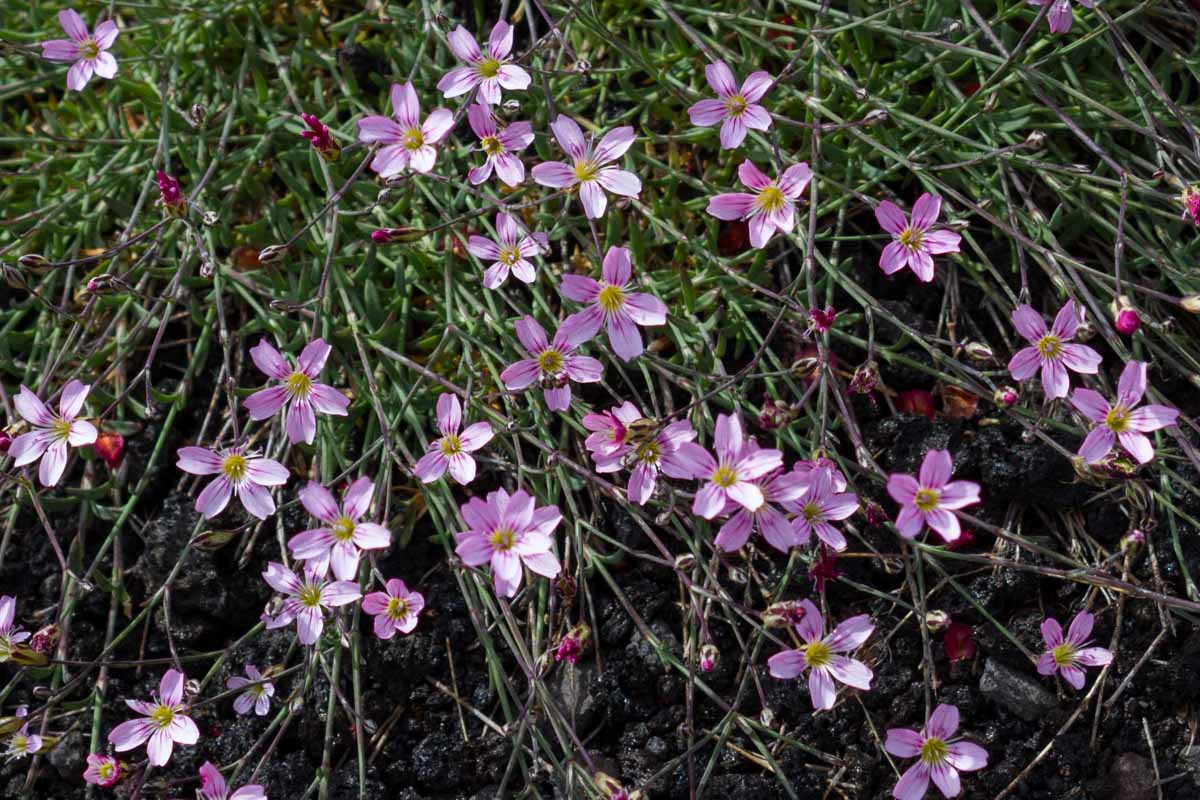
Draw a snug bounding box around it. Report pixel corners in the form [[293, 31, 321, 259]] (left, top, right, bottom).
[[693, 483, 727, 519], [492, 153, 524, 186], [343, 476, 374, 520], [927, 703, 959, 739], [1118, 431, 1154, 463], [59, 9, 89, 41], [1078, 426, 1115, 463], [689, 99, 728, 127], [719, 115, 747, 149], [885, 728, 924, 759], [496, 64, 531, 91], [1059, 344, 1102, 373], [1075, 647, 1112, 666], [879, 241, 910, 274], [737, 160, 771, 191], [93, 51, 117, 79], [767, 649, 805, 679], [67, 60, 94, 91], [1050, 299, 1079, 339], [550, 115, 587, 160], [239, 481, 276, 520], [741, 103, 771, 131], [826, 656, 873, 691], [704, 61, 738, 97], [244, 386, 289, 420], [391, 82, 420, 127], [924, 508, 960, 542], [1040, 617, 1064, 648], [501, 359, 540, 390], [1037, 651, 1057, 675], [357, 115, 404, 144], [606, 312, 644, 361], [309, 383, 348, 415], [40, 40, 80, 62], [421, 108, 455, 144], [887, 474, 920, 504], [531, 161, 577, 188], [108, 719, 155, 752], [595, 168, 641, 197], [561, 273, 601, 303], [922, 229, 960, 255], [714, 510, 754, 551], [437, 66, 480, 98], [910, 249, 935, 282], [707, 192, 756, 220], [246, 458, 289, 486], [1011, 305, 1047, 342], [624, 292, 667, 326], [1040, 357, 1068, 400], [58, 380, 90, 419], [446, 25, 482, 63], [826, 615, 874, 652], [458, 421, 493, 451], [910, 194, 942, 230], [937, 481, 980, 510], [299, 481, 339, 522], [593, 126, 636, 165], [1127, 404, 1179, 432], [930, 762, 961, 798], [918, 449, 953, 489], [1007, 347, 1042, 380], [893, 763, 931, 800], [945, 741, 988, 771], [487, 20, 513, 59], [740, 72, 774, 102], [875, 201, 908, 235], [408, 145, 438, 174], [94, 20, 119, 49], [778, 163, 812, 197], [1117, 361, 1148, 407], [1048, 0, 1074, 33], [1066, 611, 1093, 644], [515, 315, 549, 353], [1070, 388, 1110, 422], [579, 180, 608, 219], [808, 666, 837, 709]]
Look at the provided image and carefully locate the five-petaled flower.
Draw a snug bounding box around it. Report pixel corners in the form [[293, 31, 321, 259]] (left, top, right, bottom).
[[455, 489, 562, 598], [83, 753, 120, 787], [437, 21, 531, 105], [885, 704, 988, 800], [0, 597, 30, 664], [531, 115, 641, 219], [500, 315, 603, 412], [876, 193, 960, 283], [714, 442, 808, 553], [107, 669, 199, 767], [357, 82, 454, 176], [1071, 361, 1179, 464], [362, 579, 425, 639], [199, 761, 267, 800], [300, 112, 341, 162], [707, 160, 812, 249], [1029, 0, 1094, 34], [786, 466, 859, 552], [887, 450, 980, 543], [466, 212, 548, 289], [682, 414, 783, 519], [767, 599, 874, 710], [244, 338, 350, 445], [261, 562, 362, 646], [40, 9, 118, 92], [466, 104, 534, 186], [687, 61, 773, 149], [414, 394, 494, 485], [226, 664, 274, 717], [288, 478, 391, 580], [5, 714, 42, 762], [1037, 611, 1112, 690], [1007, 300, 1101, 399], [176, 445, 289, 520], [9, 381, 98, 487], [560, 246, 668, 362], [586, 406, 700, 505]]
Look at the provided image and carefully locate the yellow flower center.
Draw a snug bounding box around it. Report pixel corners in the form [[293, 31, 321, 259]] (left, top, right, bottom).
[[597, 285, 625, 313], [802, 502, 822, 523], [298, 585, 323, 608], [11, 734, 27, 753], [80, 39, 99, 60], [97, 762, 115, 779], [481, 135, 504, 156], [478, 58, 502, 78], [914, 488, 940, 512], [636, 441, 660, 464], [222, 454, 248, 482], [499, 246, 521, 266], [1036, 335, 1062, 359], [286, 371, 312, 398], [1105, 406, 1130, 433], [756, 185, 786, 214], [725, 94, 748, 116], [51, 418, 73, 442], [440, 435, 462, 456], [712, 465, 738, 488], [386, 597, 409, 621], [898, 227, 923, 250], [331, 516, 356, 542], [1051, 643, 1077, 667], [804, 640, 832, 668], [574, 158, 598, 183], [538, 349, 564, 374], [920, 737, 948, 765], [150, 705, 175, 728], [403, 127, 425, 150], [490, 528, 516, 551]]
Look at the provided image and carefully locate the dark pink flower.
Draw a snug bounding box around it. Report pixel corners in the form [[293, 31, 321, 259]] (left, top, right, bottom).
[[559, 246, 668, 361], [300, 113, 340, 162], [876, 194, 960, 283], [687, 61, 773, 149], [83, 754, 120, 787], [357, 82, 454, 176], [707, 160, 812, 249], [176, 445, 288, 520], [767, 600, 874, 710], [467, 104, 533, 186], [287, 477, 391, 580], [885, 704, 988, 800], [1029, 0, 1094, 34], [362, 579, 424, 639], [1115, 308, 1139, 336], [107, 669, 198, 767], [40, 9, 118, 91], [531, 116, 640, 219], [437, 21, 531, 105], [1007, 300, 1101, 399], [500, 316, 603, 412], [786, 467, 859, 552], [8, 381, 97, 487], [243, 338, 350, 445], [1036, 611, 1111, 690], [454, 489, 562, 598], [1070, 361, 1179, 464], [466, 212, 548, 289], [886, 450, 980, 542]]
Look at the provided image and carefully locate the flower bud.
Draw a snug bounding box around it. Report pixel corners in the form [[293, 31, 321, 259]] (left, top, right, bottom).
[[1120, 528, 1145, 553], [862, 109, 889, 126], [257, 245, 287, 264], [962, 341, 993, 362], [29, 624, 59, 655], [673, 553, 696, 571], [1182, 185, 1200, 226], [993, 386, 1019, 407], [789, 356, 821, 380], [202, 210, 219, 226], [1024, 130, 1047, 150], [0, 431, 11, 453], [190, 529, 238, 552], [1115, 308, 1139, 336], [190, 103, 208, 123], [762, 600, 806, 628], [699, 643, 719, 673], [574, 59, 591, 73], [371, 227, 425, 244], [299, 112, 341, 162], [943, 622, 976, 662], [18, 254, 48, 269], [808, 306, 837, 334], [758, 398, 796, 431], [864, 501, 888, 527], [850, 361, 879, 395], [895, 389, 935, 420], [925, 610, 951, 633], [94, 431, 124, 468], [1180, 294, 1200, 314], [155, 170, 188, 217], [554, 624, 590, 665]]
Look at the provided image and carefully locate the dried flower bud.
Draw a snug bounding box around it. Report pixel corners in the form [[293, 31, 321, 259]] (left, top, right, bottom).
[[895, 389, 936, 420], [993, 386, 1019, 407], [850, 361, 879, 395], [758, 398, 796, 431], [300, 112, 341, 162], [29, 624, 59, 655], [93, 431, 124, 469], [943, 622, 976, 662], [862, 108, 889, 126], [925, 610, 951, 633], [0, 431, 10, 454], [789, 356, 821, 380], [155, 170, 188, 217], [808, 306, 837, 334], [699, 643, 719, 673], [190, 529, 238, 552], [257, 245, 287, 264], [962, 341, 993, 362], [864, 501, 888, 527], [18, 254, 48, 269], [1024, 130, 1047, 150], [808, 548, 843, 592], [673, 553, 695, 571], [762, 600, 807, 629]]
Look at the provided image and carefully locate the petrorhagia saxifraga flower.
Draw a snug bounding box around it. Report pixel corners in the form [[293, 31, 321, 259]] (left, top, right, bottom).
[[175, 445, 289, 520], [287, 477, 391, 580], [243, 338, 350, 445], [559, 246, 668, 362], [455, 489, 562, 598], [413, 394, 494, 485], [40, 9, 118, 92], [107, 669, 199, 767], [357, 82, 454, 177], [8, 381, 98, 487], [261, 562, 362, 646]]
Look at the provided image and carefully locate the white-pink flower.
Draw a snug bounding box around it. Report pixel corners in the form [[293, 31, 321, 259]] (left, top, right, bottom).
[[287, 478, 391, 580], [559, 246, 668, 362], [357, 82, 454, 176], [681, 414, 783, 518], [226, 664, 274, 716], [6, 715, 42, 761], [767, 600, 874, 710], [362, 578, 425, 639], [886, 449, 980, 543], [1007, 300, 1101, 399], [706, 160, 812, 249], [199, 761, 266, 800], [585, 406, 701, 506], [176, 445, 289, 520], [467, 104, 534, 186], [499, 315, 603, 412], [8, 380, 98, 487], [243, 338, 350, 445], [107, 669, 199, 767], [531, 116, 641, 219], [261, 562, 362, 646], [876, 193, 960, 283], [687, 61, 772, 149], [885, 705, 988, 800], [1070, 361, 1179, 464], [454, 489, 562, 598], [785, 467, 859, 552], [0, 597, 30, 663], [466, 212, 548, 289], [414, 394, 494, 485], [1036, 611, 1112, 690], [437, 21, 531, 105], [1029, 0, 1094, 34], [40, 9, 118, 92]]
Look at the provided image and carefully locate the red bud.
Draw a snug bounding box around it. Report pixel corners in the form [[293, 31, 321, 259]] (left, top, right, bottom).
[[94, 431, 124, 469]]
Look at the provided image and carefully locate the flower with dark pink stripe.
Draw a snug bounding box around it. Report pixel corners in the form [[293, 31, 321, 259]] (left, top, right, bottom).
[[500, 316, 603, 412], [707, 160, 812, 249], [362, 579, 425, 639], [682, 414, 783, 518], [199, 761, 266, 800], [40, 9, 118, 92], [107, 669, 198, 767], [226, 664, 273, 717], [357, 82, 454, 177], [687, 61, 773, 149], [786, 466, 859, 552], [887, 450, 979, 543], [876, 193, 960, 283], [455, 489, 562, 598], [176, 445, 289, 520], [1037, 610, 1111, 690], [287, 477, 391, 580], [261, 562, 361, 646], [437, 21, 531, 105], [8, 381, 97, 487], [767, 600, 874, 710], [560, 246, 668, 362], [414, 394, 494, 485], [467, 104, 533, 186], [243, 338, 350, 445], [1007, 299, 1101, 399], [885, 705, 988, 800], [467, 212, 548, 289], [1070, 360, 1178, 464], [531, 116, 641, 220]]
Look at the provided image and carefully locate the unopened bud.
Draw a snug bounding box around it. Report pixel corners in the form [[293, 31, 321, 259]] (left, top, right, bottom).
[[0, 431, 10, 454], [862, 109, 888, 126], [925, 610, 951, 633], [29, 624, 59, 654], [1074, 318, 1097, 343], [865, 501, 888, 527], [574, 59, 591, 73], [86, 275, 113, 293], [1115, 308, 1139, 336], [18, 254, 48, 269], [190, 529, 238, 552], [1024, 130, 1047, 150], [1181, 294, 1200, 314], [1121, 528, 1145, 553], [673, 553, 695, 571], [759, 707, 775, 727], [762, 600, 806, 629], [850, 361, 879, 394], [962, 341, 993, 362], [202, 210, 219, 226], [94, 431, 124, 468], [371, 227, 425, 244], [789, 356, 821, 380], [502, 99, 521, 113], [993, 386, 1019, 407], [257, 245, 287, 264], [699, 643, 719, 673]]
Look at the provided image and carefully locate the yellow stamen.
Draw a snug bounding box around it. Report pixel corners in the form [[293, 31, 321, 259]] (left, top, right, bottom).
[[920, 737, 948, 765], [481, 135, 503, 156], [803, 640, 832, 668], [298, 585, 323, 608], [1036, 335, 1062, 359], [51, 418, 73, 442], [286, 371, 312, 399], [1105, 406, 1130, 433], [573, 158, 598, 182], [331, 517, 356, 542], [440, 435, 463, 456], [597, 285, 625, 313], [914, 488, 940, 512], [725, 94, 748, 116], [403, 127, 425, 150], [478, 58, 501, 78], [756, 185, 786, 213], [222, 454, 247, 482], [538, 349, 564, 374], [898, 227, 924, 250], [386, 597, 409, 621], [712, 465, 738, 488], [490, 528, 515, 551], [150, 705, 175, 728]]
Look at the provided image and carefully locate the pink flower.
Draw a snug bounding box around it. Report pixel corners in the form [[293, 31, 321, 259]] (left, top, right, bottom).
[[437, 21, 531, 105], [156, 171, 187, 216], [1070, 361, 1179, 464], [454, 488, 562, 598], [1182, 186, 1200, 225], [1115, 308, 1139, 336], [587, 409, 700, 506], [362, 578, 425, 639], [1029, 0, 1094, 34], [1037, 611, 1112, 690], [886, 450, 980, 542], [357, 82, 454, 176], [243, 338, 350, 445], [687, 61, 773, 149], [261, 562, 362, 646], [706, 160, 812, 249], [176, 445, 289, 520], [414, 394, 494, 485], [107, 669, 199, 767], [714, 444, 808, 553], [876, 193, 960, 283], [83, 754, 120, 787], [1007, 300, 1101, 399], [559, 246, 668, 361], [500, 316, 603, 412], [531, 116, 641, 219], [199, 761, 267, 800], [767, 600, 874, 710], [466, 212, 548, 289], [40, 9, 118, 92], [467, 104, 533, 186], [0, 597, 31, 663], [885, 704, 988, 800], [226, 664, 274, 716], [582, 402, 641, 459], [287, 478, 391, 580], [8, 381, 98, 487], [786, 467, 859, 552], [6, 718, 42, 761], [300, 112, 340, 162], [682, 414, 783, 519]]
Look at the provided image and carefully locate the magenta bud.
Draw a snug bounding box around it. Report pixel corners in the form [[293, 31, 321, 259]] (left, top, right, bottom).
[[0, 431, 11, 453], [993, 386, 1019, 407], [699, 643, 719, 673], [1115, 308, 1139, 336]]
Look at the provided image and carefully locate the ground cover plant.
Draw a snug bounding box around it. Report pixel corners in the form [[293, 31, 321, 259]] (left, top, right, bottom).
[[1, 0, 1200, 797]]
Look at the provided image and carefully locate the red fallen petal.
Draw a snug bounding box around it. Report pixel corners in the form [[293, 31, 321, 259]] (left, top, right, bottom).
[[895, 389, 936, 420], [94, 432, 124, 469], [718, 220, 750, 256], [944, 622, 976, 663]]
